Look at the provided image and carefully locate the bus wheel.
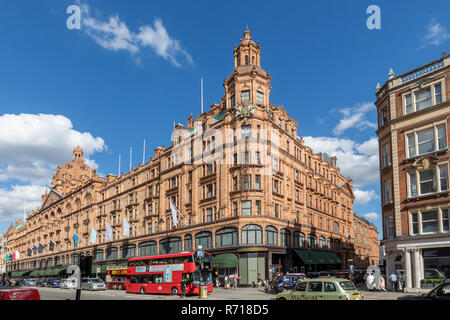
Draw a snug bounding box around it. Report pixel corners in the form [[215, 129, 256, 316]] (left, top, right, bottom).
[[171, 287, 178, 296], [140, 287, 145, 294]]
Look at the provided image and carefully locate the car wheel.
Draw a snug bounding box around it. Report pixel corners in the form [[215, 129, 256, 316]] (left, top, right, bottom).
[[171, 287, 179, 296], [278, 297, 287, 301], [140, 287, 145, 294]]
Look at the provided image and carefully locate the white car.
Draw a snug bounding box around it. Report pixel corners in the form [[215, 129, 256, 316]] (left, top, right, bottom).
[[81, 278, 106, 291], [60, 278, 77, 289]]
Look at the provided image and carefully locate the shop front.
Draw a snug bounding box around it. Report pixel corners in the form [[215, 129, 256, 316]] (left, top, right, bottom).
[[423, 247, 450, 278]]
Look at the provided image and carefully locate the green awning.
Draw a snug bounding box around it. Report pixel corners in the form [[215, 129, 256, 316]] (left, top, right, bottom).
[[92, 265, 101, 274], [327, 252, 342, 264], [212, 253, 238, 268], [29, 270, 41, 277], [100, 264, 117, 273], [11, 271, 22, 277], [310, 251, 328, 265], [47, 268, 66, 276], [294, 249, 313, 265]]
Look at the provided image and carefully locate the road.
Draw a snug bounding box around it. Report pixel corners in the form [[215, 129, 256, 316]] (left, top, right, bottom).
[[20, 285, 421, 300]]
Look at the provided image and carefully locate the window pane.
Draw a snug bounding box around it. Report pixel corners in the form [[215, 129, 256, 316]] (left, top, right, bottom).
[[242, 201, 252, 216], [440, 166, 448, 191], [437, 125, 446, 150], [419, 169, 436, 194], [407, 134, 415, 157], [417, 128, 435, 155], [411, 212, 419, 234], [442, 209, 449, 232], [409, 173, 417, 196], [415, 87, 432, 111], [435, 84, 442, 104], [405, 94, 412, 114], [422, 210, 439, 233]]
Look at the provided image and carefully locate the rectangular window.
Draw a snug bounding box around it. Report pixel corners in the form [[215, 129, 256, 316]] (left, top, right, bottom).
[[440, 165, 448, 191], [411, 212, 419, 235], [419, 169, 436, 194], [241, 125, 251, 140], [442, 209, 449, 232], [241, 90, 250, 102], [415, 87, 432, 111], [273, 180, 279, 193], [242, 200, 252, 216], [231, 95, 235, 107], [407, 134, 415, 157], [421, 210, 439, 233], [233, 202, 238, 216], [385, 216, 394, 238], [233, 177, 238, 191], [437, 125, 446, 150], [434, 83, 442, 104], [255, 151, 261, 164], [383, 179, 391, 203], [256, 200, 261, 215], [255, 175, 261, 189], [382, 144, 390, 167], [405, 94, 412, 114], [417, 128, 435, 155], [409, 172, 417, 197], [257, 91, 264, 104], [148, 223, 152, 235], [243, 175, 251, 190], [273, 157, 279, 172], [206, 208, 212, 222]]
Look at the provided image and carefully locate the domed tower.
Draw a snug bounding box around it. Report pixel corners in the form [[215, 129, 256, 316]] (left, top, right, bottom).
[[51, 146, 95, 195], [223, 27, 272, 110]]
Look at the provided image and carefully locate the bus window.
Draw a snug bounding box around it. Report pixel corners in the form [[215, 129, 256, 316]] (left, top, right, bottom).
[[129, 276, 138, 284]]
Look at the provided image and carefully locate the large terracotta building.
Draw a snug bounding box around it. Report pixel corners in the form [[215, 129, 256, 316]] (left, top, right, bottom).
[[376, 55, 450, 291], [5, 28, 378, 284]]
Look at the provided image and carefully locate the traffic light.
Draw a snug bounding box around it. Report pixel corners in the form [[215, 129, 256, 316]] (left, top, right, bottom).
[[79, 255, 93, 277]]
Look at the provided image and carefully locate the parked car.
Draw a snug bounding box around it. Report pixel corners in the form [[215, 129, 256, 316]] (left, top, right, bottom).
[[274, 273, 306, 293], [24, 279, 37, 286], [38, 279, 47, 287], [81, 278, 106, 291], [46, 279, 61, 288], [398, 281, 450, 300], [60, 278, 77, 289], [334, 271, 350, 279], [0, 288, 40, 300], [277, 278, 364, 300], [424, 268, 447, 279], [306, 272, 320, 279]]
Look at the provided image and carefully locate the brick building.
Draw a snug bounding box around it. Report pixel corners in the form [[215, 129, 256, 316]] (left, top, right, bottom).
[[376, 55, 450, 291], [5, 28, 378, 284]]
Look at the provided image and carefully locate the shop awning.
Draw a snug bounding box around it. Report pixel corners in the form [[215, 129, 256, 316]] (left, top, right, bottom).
[[47, 268, 66, 276], [326, 252, 342, 264], [29, 270, 40, 277], [294, 249, 313, 265], [310, 251, 328, 265], [100, 264, 117, 273], [212, 253, 238, 268]]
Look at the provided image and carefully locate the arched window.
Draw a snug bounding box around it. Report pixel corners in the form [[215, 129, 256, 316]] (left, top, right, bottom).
[[334, 239, 341, 252], [71, 254, 80, 264], [139, 241, 157, 256], [307, 234, 317, 248], [265, 226, 278, 245], [281, 229, 290, 247], [215, 228, 238, 247], [195, 231, 212, 249], [160, 237, 182, 254], [184, 235, 193, 251], [319, 236, 325, 249], [294, 231, 305, 248], [327, 238, 332, 250], [120, 244, 136, 259], [241, 224, 262, 244], [245, 55, 249, 65], [106, 247, 118, 260], [93, 249, 104, 261]]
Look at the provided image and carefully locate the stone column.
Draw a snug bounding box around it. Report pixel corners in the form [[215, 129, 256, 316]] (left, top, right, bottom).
[[404, 249, 412, 290], [413, 249, 421, 289]]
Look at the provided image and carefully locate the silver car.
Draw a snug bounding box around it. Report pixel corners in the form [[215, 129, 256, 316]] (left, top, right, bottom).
[[81, 278, 106, 291], [60, 278, 77, 289]]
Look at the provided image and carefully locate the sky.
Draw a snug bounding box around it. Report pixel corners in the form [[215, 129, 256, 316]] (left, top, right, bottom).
[[1, 0, 450, 238]]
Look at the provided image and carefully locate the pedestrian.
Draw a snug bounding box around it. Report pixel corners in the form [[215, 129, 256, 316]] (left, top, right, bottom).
[[366, 273, 375, 291], [180, 279, 186, 299], [257, 273, 262, 288], [224, 275, 229, 289], [215, 276, 220, 288], [379, 274, 386, 292], [389, 272, 398, 292], [232, 273, 239, 290]]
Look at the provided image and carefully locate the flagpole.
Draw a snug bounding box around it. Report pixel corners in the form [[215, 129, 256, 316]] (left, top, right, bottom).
[[143, 139, 146, 164], [201, 77, 204, 113], [118, 154, 121, 176], [130, 147, 132, 171]]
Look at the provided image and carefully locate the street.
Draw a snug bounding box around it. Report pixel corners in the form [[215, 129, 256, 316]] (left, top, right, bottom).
[[26, 285, 422, 300]]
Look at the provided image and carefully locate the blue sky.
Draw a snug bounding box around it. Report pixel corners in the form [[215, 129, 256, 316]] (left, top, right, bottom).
[[1, 0, 450, 237]]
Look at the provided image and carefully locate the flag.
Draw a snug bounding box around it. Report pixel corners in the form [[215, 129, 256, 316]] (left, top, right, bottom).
[[170, 200, 179, 227], [123, 218, 130, 236], [33, 245, 38, 255], [89, 228, 97, 244], [105, 223, 112, 241], [12, 252, 15, 261], [49, 240, 54, 251], [27, 248, 32, 257], [73, 233, 79, 247], [38, 243, 44, 254], [5, 254, 9, 262], [15, 250, 20, 260]]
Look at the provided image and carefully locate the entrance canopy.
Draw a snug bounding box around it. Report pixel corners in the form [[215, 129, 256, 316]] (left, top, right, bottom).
[[212, 253, 238, 268]]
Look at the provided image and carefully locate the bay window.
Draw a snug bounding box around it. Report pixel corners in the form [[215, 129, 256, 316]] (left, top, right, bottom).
[[242, 200, 252, 216]]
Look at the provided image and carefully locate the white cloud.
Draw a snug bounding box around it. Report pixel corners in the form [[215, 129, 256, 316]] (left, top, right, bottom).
[[362, 212, 381, 221], [332, 102, 377, 135], [80, 4, 193, 67], [0, 184, 48, 223], [0, 113, 106, 185], [303, 136, 379, 187], [354, 188, 380, 205], [422, 18, 450, 48]]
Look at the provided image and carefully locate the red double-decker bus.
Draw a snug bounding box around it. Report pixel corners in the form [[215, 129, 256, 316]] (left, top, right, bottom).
[[126, 251, 213, 295]]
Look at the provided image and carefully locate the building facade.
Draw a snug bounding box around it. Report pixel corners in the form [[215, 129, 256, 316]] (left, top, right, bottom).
[[5, 28, 378, 285], [0, 233, 7, 275], [376, 55, 450, 291]]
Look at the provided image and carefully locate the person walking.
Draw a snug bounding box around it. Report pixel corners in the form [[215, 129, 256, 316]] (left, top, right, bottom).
[[366, 273, 375, 291], [224, 275, 229, 289], [232, 273, 239, 290], [257, 273, 262, 288], [389, 272, 398, 292], [180, 279, 186, 299], [379, 274, 386, 292]]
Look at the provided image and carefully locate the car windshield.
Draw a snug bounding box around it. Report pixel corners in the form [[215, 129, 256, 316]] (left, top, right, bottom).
[[339, 281, 356, 291], [90, 279, 103, 283]]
